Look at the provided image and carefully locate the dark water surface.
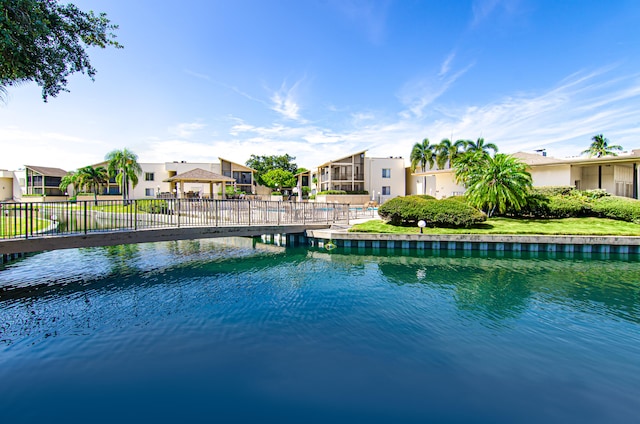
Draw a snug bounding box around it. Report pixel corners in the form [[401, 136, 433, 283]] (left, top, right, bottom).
[[1, 239, 639, 423]]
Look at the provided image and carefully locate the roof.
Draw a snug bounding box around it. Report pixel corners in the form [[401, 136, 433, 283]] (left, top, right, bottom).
[[512, 150, 640, 167], [317, 150, 367, 168], [25, 165, 68, 177], [219, 157, 256, 172], [163, 168, 235, 183]]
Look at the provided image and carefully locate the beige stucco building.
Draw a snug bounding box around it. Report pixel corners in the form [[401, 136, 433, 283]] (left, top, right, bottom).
[[409, 150, 640, 199]]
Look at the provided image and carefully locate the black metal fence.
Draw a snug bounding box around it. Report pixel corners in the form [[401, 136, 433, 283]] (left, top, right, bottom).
[[0, 199, 358, 240]]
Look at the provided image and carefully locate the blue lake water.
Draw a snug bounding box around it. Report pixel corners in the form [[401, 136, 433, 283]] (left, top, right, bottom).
[[1, 238, 639, 423]]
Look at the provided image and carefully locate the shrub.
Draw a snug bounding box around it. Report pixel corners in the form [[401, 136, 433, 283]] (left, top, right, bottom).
[[378, 196, 486, 228], [317, 190, 348, 195], [591, 196, 640, 223], [504, 188, 591, 218], [533, 186, 577, 196]]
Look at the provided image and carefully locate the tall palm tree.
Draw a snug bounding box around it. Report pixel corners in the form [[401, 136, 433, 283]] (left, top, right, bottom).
[[77, 166, 108, 205], [105, 148, 142, 203], [463, 154, 532, 217], [581, 134, 623, 158], [410, 138, 437, 194], [436, 138, 467, 170], [465, 137, 498, 156]]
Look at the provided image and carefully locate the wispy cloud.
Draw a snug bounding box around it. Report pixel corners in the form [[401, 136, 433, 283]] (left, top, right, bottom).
[[423, 67, 640, 157], [168, 122, 206, 138], [269, 79, 305, 121], [399, 55, 474, 119], [329, 0, 392, 44]]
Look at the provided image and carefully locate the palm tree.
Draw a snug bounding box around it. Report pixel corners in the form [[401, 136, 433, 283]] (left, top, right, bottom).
[[581, 134, 623, 158], [59, 171, 78, 196], [465, 137, 498, 156], [463, 154, 532, 217], [77, 166, 108, 205], [410, 138, 437, 194], [436, 138, 467, 170], [105, 148, 142, 203]]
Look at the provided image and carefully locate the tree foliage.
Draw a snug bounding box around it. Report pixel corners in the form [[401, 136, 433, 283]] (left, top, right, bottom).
[[435, 138, 466, 170], [245, 154, 298, 186], [458, 154, 532, 217], [261, 169, 296, 190], [105, 148, 142, 202], [0, 0, 123, 101], [581, 134, 623, 158], [77, 165, 108, 204]]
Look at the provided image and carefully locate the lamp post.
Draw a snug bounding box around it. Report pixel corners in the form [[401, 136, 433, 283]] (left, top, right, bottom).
[[418, 220, 426, 234]]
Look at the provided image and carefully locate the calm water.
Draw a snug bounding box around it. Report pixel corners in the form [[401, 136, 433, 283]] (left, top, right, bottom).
[[1, 239, 639, 423]]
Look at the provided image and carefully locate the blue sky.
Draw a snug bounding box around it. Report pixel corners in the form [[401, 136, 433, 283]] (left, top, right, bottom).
[[2, 0, 640, 172]]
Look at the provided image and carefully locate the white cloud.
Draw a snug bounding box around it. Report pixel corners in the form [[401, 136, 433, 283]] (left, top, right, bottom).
[[399, 59, 474, 119], [269, 79, 305, 121], [168, 122, 206, 138]]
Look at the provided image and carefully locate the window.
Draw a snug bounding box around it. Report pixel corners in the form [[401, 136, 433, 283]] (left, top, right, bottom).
[[145, 188, 155, 197], [382, 186, 391, 195], [382, 168, 391, 178], [145, 172, 155, 181]]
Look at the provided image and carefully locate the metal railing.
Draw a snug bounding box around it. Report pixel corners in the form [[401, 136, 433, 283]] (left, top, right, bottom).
[[0, 199, 352, 240]]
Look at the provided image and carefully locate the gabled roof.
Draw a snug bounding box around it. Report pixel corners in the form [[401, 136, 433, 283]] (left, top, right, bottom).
[[25, 165, 68, 177], [318, 150, 367, 168], [163, 168, 235, 183], [219, 157, 256, 172]]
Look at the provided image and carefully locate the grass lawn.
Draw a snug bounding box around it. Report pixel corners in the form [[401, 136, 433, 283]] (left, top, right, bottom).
[[0, 217, 50, 237], [349, 217, 640, 236]]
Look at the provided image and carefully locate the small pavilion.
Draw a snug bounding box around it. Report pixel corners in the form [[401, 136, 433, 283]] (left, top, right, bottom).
[[163, 168, 236, 199]]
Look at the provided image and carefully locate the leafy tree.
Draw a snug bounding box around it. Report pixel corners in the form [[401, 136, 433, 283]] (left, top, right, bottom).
[[77, 165, 108, 205], [465, 137, 498, 156], [462, 154, 532, 217], [410, 138, 437, 195], [581, 134, 623, 158], [435, 138, 467, 170], [105, 148, 142, 202], [245, 154, 298, 186], [0, 0, 123, 101], [261, 169, 296, 191]]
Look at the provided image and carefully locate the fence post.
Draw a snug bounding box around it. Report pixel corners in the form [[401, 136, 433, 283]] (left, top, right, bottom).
[[176, 199, 181, 227], [277, 201, 281, 226], [84, 201, 88, 234], [215, 200, 219, 227], [134, 200, 138, 230], [248, 200, 251, 226]]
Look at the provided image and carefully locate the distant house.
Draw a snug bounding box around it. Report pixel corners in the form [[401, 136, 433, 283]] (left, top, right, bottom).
[[298, 151, 405, 204], [23, 165, 68, 197], [409, 150, 640, 199], [100, 158, 257, 199]]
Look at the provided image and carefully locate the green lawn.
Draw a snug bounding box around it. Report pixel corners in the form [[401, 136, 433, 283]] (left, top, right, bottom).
[[349, 217, 640, 236], [0, 217, 50, 237]]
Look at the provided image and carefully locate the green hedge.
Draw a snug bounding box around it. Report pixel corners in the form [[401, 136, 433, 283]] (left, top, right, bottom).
[[502, 187, 640, 223], [378, 196, 486, 228], [591, 196, 640, 224]]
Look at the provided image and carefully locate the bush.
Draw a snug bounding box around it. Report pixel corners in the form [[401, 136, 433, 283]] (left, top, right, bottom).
[[533, 186, 577, 196], [378, 196, 486, 228], [504, 188, 591, 218], [591, 196, 640, 223], [317, 190, 348, 195]]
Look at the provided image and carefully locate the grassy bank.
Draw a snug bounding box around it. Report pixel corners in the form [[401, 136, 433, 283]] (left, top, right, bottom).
[[349, 217, 640, 236]]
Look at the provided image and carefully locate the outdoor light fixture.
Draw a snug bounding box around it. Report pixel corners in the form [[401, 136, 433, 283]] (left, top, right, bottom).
[[418, 220, 426, 234]]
